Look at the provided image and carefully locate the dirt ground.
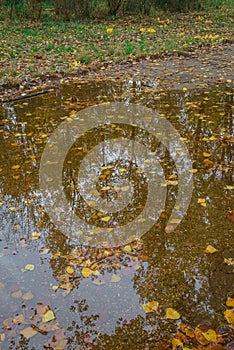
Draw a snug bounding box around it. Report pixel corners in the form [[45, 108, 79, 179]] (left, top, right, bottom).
[[1, 42, 233, 102]]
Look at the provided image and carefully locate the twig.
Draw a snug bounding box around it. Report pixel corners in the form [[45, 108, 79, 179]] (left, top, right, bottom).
[[1, 89, 53, 104]]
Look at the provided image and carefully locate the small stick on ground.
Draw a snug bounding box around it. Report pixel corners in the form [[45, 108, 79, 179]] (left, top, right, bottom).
[[1, 89, 54, 104]]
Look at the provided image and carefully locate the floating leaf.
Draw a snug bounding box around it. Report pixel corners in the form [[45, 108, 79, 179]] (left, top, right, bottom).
[[11, 290, 23, 299], [224, 309, 234, 324], [166, 308, 180, 320], [20, 327, 37, 339], [204, 245, 217, 254], [172, 338, 183, 350], [11, 164, 21, 170], [203, 152, 211, 157], [101, 216, 111, 222], [24, 264, 35, 271], [189, 169, 198, 173], [198, 198, 206, 207], [111, 274, 121, 283], [142, 301, 159, 313], [226, 297, 234, 307], [81, 267, 93, 278], [123, 245, 132, 253], [226, 185, 234, 190], [22, 291, 34, 300], [42, 310, 55, 323], [202, 329, 217, 342], [66, 266, 74, 275]]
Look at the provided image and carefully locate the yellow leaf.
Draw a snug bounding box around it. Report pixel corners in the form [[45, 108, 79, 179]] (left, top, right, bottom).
[[203, 152, 211, 157], [66, 266, 74, 274], [204, 245, 217, 254], [11, 290, 23, 299], [106, 27, 113, 33], [147, 28, 156, 33], [226, 297, 234, 307], [25, 264, 35, 271], [9, 207, 16, 211], [140, 27, 147, 32], [226, 185, 234, 190], [209, 136, 216, 140], [224, 309, 234, 323], [166, 308, 180, 320], [11, 164, 21, 170], [172, 338, 183, 350], [22, 291, 34, 300], [142, 301, 159, 313], [189, 169, 198, 173], [51, 252, 61, 258], [20, 327, 37, 339], [111, 274, 121, 283], [81, 267, 93, 278], [202, 329, 217, 342], [101, 216, 111, 222], [123, 245, 132, 253], [119, 168, 127, 172], [42, 310, 55, 323]]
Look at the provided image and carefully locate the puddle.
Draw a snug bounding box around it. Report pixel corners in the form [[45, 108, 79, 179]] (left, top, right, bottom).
[[0, 79, 233, 349]]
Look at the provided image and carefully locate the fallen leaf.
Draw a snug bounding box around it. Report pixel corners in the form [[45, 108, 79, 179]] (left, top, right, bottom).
[[111, 274, 121, 283], [202, 329, 217, 342], [224, 309, 234, 324], [203, 152, 211, 157], [226, 297, 234, 307], [11, 290, 23, 299], [101, 216, 111, 222], [20, 327, 37, 339], [81, 267, 93, 278], [24, 264, 35, 271], [22, 291, 34, 300], [42, 310, 55, 323], [66, 266, 74, 274], [142, 301, 159, 313], [204, 245, 217, 254], [166, 308, 180, 320]]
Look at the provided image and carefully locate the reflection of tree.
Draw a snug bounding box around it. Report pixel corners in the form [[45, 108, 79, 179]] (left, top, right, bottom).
[[67, 299, 99, 350]]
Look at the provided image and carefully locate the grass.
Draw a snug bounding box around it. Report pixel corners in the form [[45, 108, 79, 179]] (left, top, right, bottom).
[[0, 1, 233, 91]]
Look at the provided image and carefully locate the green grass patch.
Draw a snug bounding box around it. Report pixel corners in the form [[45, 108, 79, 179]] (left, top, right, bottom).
[[0, 2, 233, 88]]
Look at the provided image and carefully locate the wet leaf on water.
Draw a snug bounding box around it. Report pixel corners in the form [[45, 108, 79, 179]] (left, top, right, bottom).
[[22, 291, 34, 300], [142, 301, 159, 313], [101, 216, 111, 222], [202, 329, 217, 342], [204, 245, 217, 254], [195, 326, 210, 346], [20, 327, 38, 339], [189, 168, 198, 173], [226, 297, 234, 307], [111, 274, 121, 283], [171, 338, 183, 350], [224, 309, 234, 324], [92, 279, 105, 285], [203, 152, 211, 157], [166, 308, 180, 320], [11, 165, 21, 170], [81, 267, 94, 278], [226, 185, 234, 190], [123, 245, 132, 253], [179, 322, 195, 338], [0, 334, 5, 341], [11, 290, 23, 299], [42, 310, 55, 323], [198, 198, 206, 207], [224, 258, 234, 266], [30, 232, 40, 240], [66, 266, 74, 275], [24, 264, 35, 271], [13, 314, 25, 325]]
